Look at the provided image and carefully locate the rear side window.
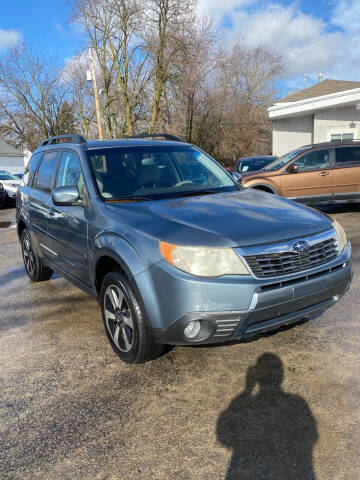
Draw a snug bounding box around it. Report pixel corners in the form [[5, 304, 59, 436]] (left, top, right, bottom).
[[34, 151, 58, 192], [294, 149, 330, 171], [23, 152, 42, 185], [56, 151, 85, 198], [335, 147, 360, 167]]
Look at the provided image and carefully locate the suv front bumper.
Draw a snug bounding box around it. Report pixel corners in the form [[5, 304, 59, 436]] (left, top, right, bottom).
[[142, 245, 352, 345]]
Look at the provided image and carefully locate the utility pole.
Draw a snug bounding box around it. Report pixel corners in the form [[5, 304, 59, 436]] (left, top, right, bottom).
[[89, 47, 103, 140]]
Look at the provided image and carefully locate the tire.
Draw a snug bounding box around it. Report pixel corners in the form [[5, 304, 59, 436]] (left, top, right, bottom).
[[21, 228, 53, 282], [252, 186, 274, 194], [100, 272, 163, 364], [5, 192, 13, 207]]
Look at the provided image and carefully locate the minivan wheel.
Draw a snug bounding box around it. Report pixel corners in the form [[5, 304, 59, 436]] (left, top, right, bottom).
[[100, 272, 163, 363], [21, 228, 53, 282]]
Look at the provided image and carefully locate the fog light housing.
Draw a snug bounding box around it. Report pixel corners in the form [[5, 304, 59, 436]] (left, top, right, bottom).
[[184, 320, 201, 339]]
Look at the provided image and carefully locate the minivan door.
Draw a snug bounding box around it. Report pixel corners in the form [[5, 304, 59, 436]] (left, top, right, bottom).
[[281, 148, 333, 203], [47, 150, 89, 285], [332, 146, 360, 201]]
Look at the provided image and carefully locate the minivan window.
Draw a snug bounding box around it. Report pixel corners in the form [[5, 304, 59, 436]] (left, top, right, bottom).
[[56, 151, 85, 197], [335, 146, 360, 167], [294, 149, 330, 171], [23, 152, 42, 186], [87, 146, 236, 200], [263, 147, 309, 171], [34, 151, 58, 192]]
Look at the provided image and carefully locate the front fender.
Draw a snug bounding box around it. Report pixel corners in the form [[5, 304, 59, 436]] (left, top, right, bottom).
[[243, 179, 278, 194], [90, 231, 163, 325], [91, 231, 147, 283]]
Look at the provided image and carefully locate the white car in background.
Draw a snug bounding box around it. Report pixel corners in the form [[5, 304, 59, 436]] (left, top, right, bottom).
[[0, 170, 22, 206]]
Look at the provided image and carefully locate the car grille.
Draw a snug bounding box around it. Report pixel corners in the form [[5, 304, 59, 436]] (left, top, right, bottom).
[[244, 237, 338, 278]]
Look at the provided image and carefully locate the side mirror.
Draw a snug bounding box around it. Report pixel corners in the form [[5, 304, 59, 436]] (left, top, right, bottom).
[[52, 185, 80, 206], [287, 164, 299, 174], [231, 171, 242, 182]]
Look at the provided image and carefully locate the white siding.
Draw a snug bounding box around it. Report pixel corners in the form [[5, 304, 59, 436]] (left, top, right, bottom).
[[313, 105, 360, 142], [0, 156, 25, 174], [272, 115, 313, 156]]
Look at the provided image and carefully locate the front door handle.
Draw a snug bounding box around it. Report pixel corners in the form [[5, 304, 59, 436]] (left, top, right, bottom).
[[319, 171, 331, 176]]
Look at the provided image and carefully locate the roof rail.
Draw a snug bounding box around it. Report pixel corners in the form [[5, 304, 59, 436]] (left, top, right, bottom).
[[121, 133, 185, 142], [40, 134, 87, 147]]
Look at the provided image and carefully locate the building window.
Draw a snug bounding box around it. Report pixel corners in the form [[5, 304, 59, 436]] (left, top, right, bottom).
[[330, 132, 354, 141]]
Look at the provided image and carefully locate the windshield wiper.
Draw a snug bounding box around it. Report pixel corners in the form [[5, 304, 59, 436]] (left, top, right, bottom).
[[171, 189, 220, 198], [105, 196, 152, 203]]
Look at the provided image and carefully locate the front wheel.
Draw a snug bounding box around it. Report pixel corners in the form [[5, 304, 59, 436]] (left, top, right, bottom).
[[100, 272, 163, 363], [252, 186, 275, 194], [21, 228, 53, 282]]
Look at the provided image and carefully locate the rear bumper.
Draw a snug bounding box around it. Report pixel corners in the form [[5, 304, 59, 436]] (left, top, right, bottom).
[[150, 250, 352, 345]]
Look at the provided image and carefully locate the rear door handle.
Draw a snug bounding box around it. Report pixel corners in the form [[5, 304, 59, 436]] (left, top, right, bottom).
[[319, 171, 331, 176]]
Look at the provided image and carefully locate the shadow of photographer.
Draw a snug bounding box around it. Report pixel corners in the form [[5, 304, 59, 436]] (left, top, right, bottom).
[[217, 353, 318, 479]]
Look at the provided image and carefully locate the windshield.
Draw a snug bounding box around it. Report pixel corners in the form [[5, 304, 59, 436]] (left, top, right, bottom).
[[263, 147, 310, 172], [0, 170, 19, 180], [87, 145, 237, 200], [239, 157, 276, 172]]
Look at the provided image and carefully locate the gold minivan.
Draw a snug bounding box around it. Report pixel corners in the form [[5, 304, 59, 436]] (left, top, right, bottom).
[[241, 141, 360, 204]]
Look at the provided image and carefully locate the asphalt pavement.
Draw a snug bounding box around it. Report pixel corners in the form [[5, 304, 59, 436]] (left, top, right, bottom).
[[0, 204, 359, 480]]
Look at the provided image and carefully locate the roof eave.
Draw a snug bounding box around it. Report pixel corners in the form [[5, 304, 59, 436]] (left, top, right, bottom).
[[269, 87, 360, 119]]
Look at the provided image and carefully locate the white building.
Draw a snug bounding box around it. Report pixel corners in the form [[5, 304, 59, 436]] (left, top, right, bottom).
[[0, 141, 26, 174], [269, 80, 360, 156]]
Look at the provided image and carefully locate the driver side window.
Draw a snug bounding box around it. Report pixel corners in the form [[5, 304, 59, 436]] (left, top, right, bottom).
[[56, 151, 85, 198], [294, 149, 330, 172]]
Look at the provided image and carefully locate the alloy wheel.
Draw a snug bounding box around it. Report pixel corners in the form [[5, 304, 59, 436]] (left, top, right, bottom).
[[22, 234, 35, 277], [103, 284, 134, 352]]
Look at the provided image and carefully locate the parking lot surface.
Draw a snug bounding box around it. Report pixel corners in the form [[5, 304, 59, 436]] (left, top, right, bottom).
[[0, 205, 359, 480]]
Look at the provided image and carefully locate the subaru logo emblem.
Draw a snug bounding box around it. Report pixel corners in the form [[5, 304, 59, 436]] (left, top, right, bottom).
[[293, 240, 310, 253]]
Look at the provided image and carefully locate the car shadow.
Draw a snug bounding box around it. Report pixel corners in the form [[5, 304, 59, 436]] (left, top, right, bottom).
[[311, 203, 360, 214], [217, 353, 318, 479]]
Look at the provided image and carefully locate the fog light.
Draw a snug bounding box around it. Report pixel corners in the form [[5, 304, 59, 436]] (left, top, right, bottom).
[[184, 320, 201, 339]]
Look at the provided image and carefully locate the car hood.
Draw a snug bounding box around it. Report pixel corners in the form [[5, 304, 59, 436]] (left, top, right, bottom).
[[106, 189, 333, 248], [1, 179, 21, 186]]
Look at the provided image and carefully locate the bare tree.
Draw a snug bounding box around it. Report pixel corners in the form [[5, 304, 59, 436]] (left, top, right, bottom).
[[192, 41, 283, 165], [167, 15, 217, 142], [72, 0, 151, 136], [0, 5, 282, 159], [145, 0, 195, 133], [0, 42, 73, 150], [62, 54, 97, 137]]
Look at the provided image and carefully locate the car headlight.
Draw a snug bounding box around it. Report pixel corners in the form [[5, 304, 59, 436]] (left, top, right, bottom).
[[159, 241, 250, 276], [333, 219, 347, 252]]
